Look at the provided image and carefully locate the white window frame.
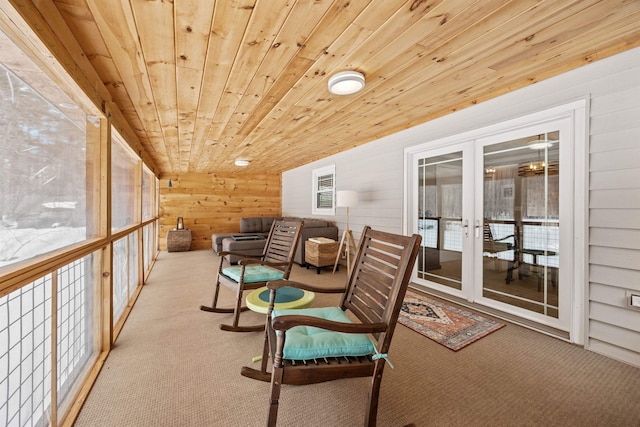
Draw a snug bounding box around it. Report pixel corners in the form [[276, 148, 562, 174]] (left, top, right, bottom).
[[312, 164, 336, 215]]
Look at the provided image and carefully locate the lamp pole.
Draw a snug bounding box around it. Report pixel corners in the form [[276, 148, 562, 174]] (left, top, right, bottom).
[[333, 191, 358, 275]]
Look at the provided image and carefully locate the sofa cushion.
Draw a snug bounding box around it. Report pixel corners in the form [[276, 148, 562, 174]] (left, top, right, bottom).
[[221, 237, 267, 264], [282, 217, 328, 228], [240, 217, 263, 233], [239, 217, 279, 233], [302, 218, 328, 228], [261, 217, 277, 232]]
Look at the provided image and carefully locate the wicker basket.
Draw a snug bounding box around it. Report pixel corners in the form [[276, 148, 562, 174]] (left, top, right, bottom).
[[167, 229, 192, 252], [305, 240, 339, 267]]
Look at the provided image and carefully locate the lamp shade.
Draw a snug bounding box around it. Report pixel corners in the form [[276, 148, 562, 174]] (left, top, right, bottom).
[[336, 190, 358, 208]]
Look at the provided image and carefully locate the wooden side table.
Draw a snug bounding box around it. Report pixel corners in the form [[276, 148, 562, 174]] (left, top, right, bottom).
[[167, 229, 192, 252], [305, 239, 339, 274]]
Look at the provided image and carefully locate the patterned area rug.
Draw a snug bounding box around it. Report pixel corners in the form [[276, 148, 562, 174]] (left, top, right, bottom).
[[399, 290, 505, 351]]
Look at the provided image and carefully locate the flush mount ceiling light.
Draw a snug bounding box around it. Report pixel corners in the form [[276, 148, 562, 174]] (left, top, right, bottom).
[[234, 159, 250, 167], [328, 71, 365, 95]]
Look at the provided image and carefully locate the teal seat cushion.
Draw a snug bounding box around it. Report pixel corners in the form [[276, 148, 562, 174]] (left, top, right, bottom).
[[272, 307, 375, 360], [222, 265, 285, 283]]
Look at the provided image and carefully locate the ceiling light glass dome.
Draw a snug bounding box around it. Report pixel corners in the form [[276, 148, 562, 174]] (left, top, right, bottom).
[[328, 71, 365, 95]]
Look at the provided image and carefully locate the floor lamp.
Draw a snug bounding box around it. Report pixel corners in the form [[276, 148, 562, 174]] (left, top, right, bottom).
[[333, 190, 358, 274]]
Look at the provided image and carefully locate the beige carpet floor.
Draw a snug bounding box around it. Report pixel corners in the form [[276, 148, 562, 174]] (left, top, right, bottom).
[[74, 249, 640, 426]]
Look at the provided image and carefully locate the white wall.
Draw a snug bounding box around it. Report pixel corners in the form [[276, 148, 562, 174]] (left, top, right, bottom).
[[585, 56, 640, 367], [283, 47, 640, 367]]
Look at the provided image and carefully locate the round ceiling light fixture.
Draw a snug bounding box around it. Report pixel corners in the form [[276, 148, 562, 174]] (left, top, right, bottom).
[[234, 159, 250, 167], [328, 71, 365, 95]]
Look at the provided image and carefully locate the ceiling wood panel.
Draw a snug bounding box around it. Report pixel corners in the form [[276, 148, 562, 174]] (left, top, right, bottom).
[[200, 0, 298, 170], [54, 1, 147, 153], [189, 1, 256, 170], [36, 0, 640, 175], [229, 0, 336, 139], [130, 0, 179, 166], [174, 0, 215, 171], [84, 0, 174, 167]]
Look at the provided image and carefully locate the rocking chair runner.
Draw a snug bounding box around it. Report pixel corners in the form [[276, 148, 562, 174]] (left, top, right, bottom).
[[200, 220, 303, 332], [241, 226, 422, 426]]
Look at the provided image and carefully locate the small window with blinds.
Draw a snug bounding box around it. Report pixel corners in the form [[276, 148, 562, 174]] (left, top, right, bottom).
[[312, 164, 335, 215]]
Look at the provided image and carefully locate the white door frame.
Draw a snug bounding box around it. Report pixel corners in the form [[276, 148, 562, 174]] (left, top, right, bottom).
[[473, 117, 572, 332], [407, 141, 475, 301], [404, 99, 588, 343]]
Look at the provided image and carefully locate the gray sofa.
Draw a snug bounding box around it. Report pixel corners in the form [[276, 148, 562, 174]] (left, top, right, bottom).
[[211, 217, 277, 254], [282, 217, 339, 266], [211, 216, 338, 265]]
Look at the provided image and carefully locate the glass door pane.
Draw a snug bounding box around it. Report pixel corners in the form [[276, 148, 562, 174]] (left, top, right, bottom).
[[482, 132, 560, 318], [417, 152, 463, 290]]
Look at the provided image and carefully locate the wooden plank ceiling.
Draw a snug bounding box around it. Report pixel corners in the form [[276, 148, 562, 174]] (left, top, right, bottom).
[[49, 0, 640, 175]]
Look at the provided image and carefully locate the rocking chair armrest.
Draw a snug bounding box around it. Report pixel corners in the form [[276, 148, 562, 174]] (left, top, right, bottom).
[[266, 279, 345, 294], [271, 314, 387, 334], [265, 279, 293, 290]]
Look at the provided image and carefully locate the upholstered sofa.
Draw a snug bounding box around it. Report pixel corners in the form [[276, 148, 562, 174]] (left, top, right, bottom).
[[211, 217, 277, 254], [211, 217, 277, 263], [211, 216, 338, 265], [282, 217, 339, 266]]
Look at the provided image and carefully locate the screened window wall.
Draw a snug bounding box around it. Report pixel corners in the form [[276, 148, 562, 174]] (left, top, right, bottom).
[[111, 130, 140, 233], [0, 65, 96, 268], [0, 27, 158, 427]]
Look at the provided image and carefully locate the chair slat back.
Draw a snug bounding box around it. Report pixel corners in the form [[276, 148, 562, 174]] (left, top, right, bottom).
[[262, 220, 304, 277], [341, 227, 421, 350]]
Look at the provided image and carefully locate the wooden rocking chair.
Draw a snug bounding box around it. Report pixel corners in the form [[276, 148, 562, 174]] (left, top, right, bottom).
[[241, 226, 421, 426], [200, 220, 303, 332]]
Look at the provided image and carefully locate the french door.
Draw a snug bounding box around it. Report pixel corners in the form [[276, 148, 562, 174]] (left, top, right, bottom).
[[414, 143, 473, 296], [407, 117, 575, 333]]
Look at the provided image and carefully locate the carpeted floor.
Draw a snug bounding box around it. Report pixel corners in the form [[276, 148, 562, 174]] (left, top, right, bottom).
[[73, 249, 640, 427]]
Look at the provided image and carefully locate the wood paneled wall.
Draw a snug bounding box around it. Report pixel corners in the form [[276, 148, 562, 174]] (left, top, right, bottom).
[[159, 172, 281, 250]]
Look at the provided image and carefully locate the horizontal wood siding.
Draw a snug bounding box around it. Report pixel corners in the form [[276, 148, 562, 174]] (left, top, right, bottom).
[[589, 228, 640, 250], [283, 140, 404, 245], [590, 168, 640, 190], [588, 61, 640, 366], [283, 47, 640, 367], [159, 173, 281, 250], [590, 321, 640, 353]]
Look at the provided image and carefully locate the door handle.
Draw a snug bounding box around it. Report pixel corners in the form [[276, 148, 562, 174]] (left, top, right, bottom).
[[475, 220, 480, 239], [463, 219, 469, 237]]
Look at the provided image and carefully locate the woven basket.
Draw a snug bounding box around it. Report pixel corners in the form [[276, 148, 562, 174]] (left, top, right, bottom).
[[305, 240, 339, 267], [167, 229, 192, 252]]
